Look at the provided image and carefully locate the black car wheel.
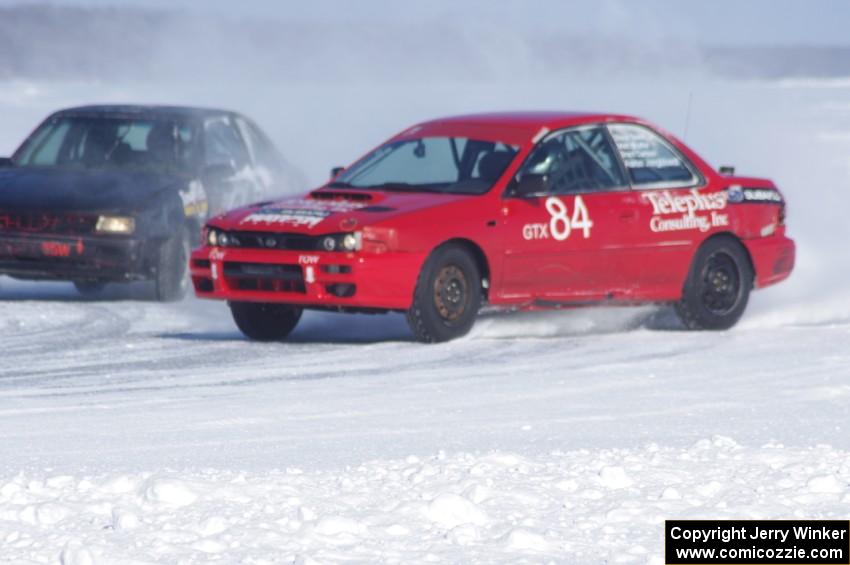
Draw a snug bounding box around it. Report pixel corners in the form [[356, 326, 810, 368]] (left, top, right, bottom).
[[675, 236, 753, 330], [229, 302, 303, 341], [407, 244, 481, 343], [154, 230, 190, 302]]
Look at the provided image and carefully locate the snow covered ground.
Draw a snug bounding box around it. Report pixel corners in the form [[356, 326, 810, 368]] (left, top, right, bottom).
[[2, 65, 850, 564], [4, 441, 850, 564], [1, 279, 849, 563]]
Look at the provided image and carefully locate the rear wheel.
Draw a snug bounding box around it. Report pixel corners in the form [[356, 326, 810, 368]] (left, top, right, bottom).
[[406, 244, 481, 343], [675, 237, 753, 330], [153, 230, 190, 302], [230, 302, 303, 341]]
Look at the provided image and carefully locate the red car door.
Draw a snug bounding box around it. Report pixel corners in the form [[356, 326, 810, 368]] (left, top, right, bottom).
[[497, 125, 637, 302], [606, 123, 719, 301]]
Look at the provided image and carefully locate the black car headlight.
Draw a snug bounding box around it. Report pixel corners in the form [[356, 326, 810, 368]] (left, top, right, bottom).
[[95, 215, 135, 235], [320, 232, 361, 252]]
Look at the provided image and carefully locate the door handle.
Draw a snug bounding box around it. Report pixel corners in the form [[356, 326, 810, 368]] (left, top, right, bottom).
[[619, 210, 639, 221]]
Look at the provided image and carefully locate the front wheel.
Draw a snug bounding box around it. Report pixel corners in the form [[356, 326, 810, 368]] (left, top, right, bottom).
[[153, 230, 190, 302], [229, 302, 303, 341], [675, 237, 753, 330], [406, 244, 482, 343]]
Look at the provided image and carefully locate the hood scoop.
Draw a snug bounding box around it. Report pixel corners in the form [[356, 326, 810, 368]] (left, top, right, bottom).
[[309, 190, 373, 202]]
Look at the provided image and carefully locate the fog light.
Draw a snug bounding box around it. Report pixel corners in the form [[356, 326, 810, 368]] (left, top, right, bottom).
[[326, 283, 356, 297]]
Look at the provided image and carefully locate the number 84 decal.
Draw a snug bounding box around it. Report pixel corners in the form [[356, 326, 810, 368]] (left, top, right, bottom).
[[522, 195, 593, 241]]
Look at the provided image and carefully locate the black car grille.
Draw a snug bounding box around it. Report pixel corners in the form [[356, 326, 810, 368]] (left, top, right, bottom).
[[219, 231, 322, 251], [0, 212, 97, 235]]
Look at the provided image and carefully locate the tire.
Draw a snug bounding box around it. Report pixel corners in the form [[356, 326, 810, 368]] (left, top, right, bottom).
[[153, 230, 190, 302], [406, 244, 482, 343], [74, 280, 106, 295], [229, 302, 303, 341], [675, 236, 753, 330]]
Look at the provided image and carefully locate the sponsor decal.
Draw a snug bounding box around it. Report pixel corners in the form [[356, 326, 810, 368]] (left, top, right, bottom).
[[243, 208, 330, 228], [40, 241, 71, 257], [609, 125, 682, 170], [727, 184, 745, 203], [241, 199, 366, 228], [727, 184, 783, 204], [180, 180, 209, 218], [744, 188, 783, 203], [643, 189, 729, 233], [298, 255, 320, 265], [0, 213, 54, 232], [523, 195, 593, 241], [0, 212, 91, 233]]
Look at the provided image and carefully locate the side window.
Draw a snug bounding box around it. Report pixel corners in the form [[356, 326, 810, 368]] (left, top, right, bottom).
[[519, 126, 627, 194], [235, 117, 282, 173], [204, 118, 250, 170], [608, 123, 698, 188]]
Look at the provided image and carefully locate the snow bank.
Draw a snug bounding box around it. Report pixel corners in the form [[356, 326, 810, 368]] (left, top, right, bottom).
[[2, 441, 848, 563]]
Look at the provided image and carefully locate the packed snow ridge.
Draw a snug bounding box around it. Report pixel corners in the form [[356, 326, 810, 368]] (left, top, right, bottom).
[[2, 439, 849, 564]]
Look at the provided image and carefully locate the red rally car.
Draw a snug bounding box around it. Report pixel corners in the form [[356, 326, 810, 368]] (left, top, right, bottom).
[[190, 112, 795, 342]]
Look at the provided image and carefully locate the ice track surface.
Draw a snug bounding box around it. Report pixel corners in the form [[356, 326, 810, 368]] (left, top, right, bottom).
[[1, 278, 849, 562]]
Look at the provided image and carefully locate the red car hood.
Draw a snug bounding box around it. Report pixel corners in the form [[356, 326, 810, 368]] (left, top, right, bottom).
[[213, 189, 470, 234]]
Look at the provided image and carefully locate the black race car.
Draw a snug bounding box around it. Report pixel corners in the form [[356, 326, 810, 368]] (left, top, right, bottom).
[[0, 105, 299, 300]]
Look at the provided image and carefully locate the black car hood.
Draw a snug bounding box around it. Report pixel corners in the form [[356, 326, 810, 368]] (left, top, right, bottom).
[[0, 167, 184, 213]]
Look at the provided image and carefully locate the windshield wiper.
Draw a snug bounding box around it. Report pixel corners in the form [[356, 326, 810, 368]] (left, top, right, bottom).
[[327, 181, 354, 188]]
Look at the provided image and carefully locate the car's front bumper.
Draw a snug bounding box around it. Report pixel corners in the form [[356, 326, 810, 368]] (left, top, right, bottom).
[[0, 232, 153, 282], [190, 245, 424, 311]]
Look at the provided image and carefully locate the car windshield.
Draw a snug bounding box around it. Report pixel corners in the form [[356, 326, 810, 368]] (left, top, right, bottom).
[[332, 136, 519, 195], [13, 115, 198, 174]]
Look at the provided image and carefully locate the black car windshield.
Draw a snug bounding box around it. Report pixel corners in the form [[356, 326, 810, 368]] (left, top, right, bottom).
[[13, 115, 198, 174], [332, 136, 519, 195]]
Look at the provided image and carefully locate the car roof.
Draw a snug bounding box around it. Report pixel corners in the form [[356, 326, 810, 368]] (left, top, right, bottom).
[[53, 104, 237, 121], [402, 111, 642, 145]]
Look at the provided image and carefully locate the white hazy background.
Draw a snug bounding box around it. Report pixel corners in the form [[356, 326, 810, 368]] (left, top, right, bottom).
[[1, 0, 848, 325]]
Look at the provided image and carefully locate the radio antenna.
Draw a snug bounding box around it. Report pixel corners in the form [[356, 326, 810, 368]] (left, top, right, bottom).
[[683, 91, 693, 141]]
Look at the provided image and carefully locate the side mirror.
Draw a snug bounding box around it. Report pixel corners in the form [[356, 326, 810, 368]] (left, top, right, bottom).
[[202, 162, 236, 183], [330, 166, 345, 179], [510, 173, 548, 198], [0, 157, 13, 168]]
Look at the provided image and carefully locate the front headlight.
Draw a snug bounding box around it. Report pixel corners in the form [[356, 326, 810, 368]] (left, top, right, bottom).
[[205, 228, 241, 247], [341, 232, 361, 251], [320, 232, 361, 252], [206, 227, 218, 246], [95, 215, 135, 234]]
